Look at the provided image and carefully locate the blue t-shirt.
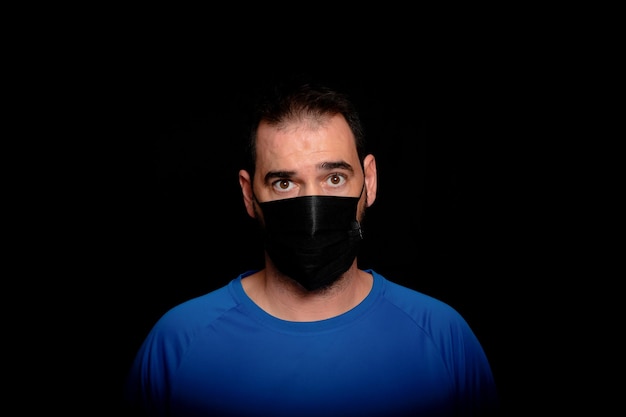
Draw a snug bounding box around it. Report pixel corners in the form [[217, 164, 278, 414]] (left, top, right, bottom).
[[124, 270, 498, 416]]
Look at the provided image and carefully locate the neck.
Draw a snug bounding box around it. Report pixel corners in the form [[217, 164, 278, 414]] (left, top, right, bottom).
[[241, 265, 373, 322]]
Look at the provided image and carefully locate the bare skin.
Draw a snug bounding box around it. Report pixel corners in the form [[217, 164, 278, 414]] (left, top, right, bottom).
[[238, 114, 378, 322]]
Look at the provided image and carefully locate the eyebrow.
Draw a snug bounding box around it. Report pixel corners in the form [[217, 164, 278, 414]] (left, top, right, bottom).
[[263, 160, 355, 184], [320, 160, 354, 173]]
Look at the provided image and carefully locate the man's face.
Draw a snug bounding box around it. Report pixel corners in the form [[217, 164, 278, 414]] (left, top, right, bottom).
[[252, 114, 365, 208]]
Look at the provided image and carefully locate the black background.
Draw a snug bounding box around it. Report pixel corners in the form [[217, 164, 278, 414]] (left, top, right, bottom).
[[42, 24, 578, 414]]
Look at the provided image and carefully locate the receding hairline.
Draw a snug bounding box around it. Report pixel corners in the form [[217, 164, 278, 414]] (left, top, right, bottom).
[[258, 111, 350, 136]]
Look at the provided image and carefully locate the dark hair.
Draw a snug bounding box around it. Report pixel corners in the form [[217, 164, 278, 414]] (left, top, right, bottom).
[[243, 74, 367, 176]]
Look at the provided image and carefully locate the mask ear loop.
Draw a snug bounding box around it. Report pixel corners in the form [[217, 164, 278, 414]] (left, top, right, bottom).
[[250, 184, 264, 221], [358, 178, 366, 199], [353, 174, 367, 239], [355, 157, 373, 238], [358, 158, 369, 201]]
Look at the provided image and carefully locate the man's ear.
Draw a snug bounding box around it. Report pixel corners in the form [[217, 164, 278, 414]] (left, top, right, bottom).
[[363, 154, 377, 207], [239, 169, 257, 218]]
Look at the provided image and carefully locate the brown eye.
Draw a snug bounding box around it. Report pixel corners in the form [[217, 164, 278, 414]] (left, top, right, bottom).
[[325, 174, 347, 188], [271, 179, 296, 193]]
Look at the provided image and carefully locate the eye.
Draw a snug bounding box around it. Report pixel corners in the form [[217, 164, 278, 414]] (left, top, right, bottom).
[[326, 173, 346, 187], [272, 179, 295, 192]]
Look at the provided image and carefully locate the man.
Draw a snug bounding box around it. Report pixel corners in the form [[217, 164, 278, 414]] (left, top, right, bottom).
[[124, 75, 499, 416]]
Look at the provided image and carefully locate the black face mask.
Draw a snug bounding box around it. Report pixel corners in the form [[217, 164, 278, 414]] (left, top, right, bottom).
[[257, 194, 364, 291]]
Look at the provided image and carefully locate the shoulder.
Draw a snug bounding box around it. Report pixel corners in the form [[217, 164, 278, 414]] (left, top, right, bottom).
[[375, 271, 460, 315], [151, 277, 242, 335], [370, 270, 474, 335], [371, 270, 493, 367]]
